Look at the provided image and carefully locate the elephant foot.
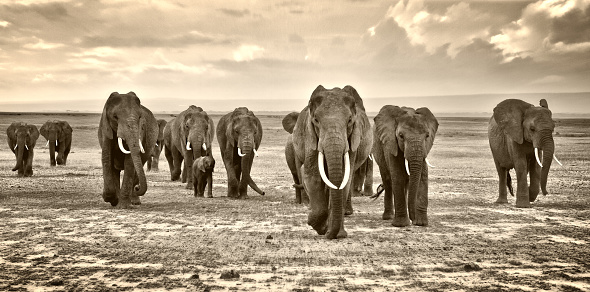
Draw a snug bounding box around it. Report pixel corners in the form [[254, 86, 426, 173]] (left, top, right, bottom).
[[326, 227, 347, 239], [313, 223, 327, 236], [529, 192, 539, 202], [116, 197, 133, 209], [345, 208, 353, 216], [206, 194, 213, 198], [382, 211, 394, 220], [130, 196, 141, 205], [495, 198, 509, 204], [515, 200, 531, 208], [413, 213, 428, 226], [392, 216, 411, 227], [12, 166, 18, 171], [186, 183, 194, 190], [237, 194, 250, 200], [102, 192, 119, 206]]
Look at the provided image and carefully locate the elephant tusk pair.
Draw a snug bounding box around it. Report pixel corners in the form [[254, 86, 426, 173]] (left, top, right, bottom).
[[237, 147, 259, 157], [118, 137, 143, 154], [535, 148, 563, 167], [317, 151, 350, 190], [404, 158, 435, 175]]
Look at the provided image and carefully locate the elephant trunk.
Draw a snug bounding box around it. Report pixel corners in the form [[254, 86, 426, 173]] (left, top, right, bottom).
[[125, 130, 148, 197], [324, 143, 346, 239], [539, 130, 554, 196], [49, 138, 56, 166], [14, 138, 25, 171], [406, 141, 424, 222], [192, 136, 204, 161], [241, 151, 265, 195]]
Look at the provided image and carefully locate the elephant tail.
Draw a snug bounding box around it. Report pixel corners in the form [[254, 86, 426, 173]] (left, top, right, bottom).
[[370, 184, 385, 200], [507, 171, 514, 197]]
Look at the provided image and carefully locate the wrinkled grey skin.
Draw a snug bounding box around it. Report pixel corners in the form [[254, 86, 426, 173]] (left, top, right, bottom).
[[192, 156, 215, 198], [488, 99, 555, 208], [40, 120, 72, 166], [147, 119, 167, 172], [282, 112, 309, 204], [7, 122, 39, 177], [98, 92, 158, 208], [372, 105, 438, 227], [217, 107, 265, 199], [292, 85, 373, 239], [167, 106, 215, 192]]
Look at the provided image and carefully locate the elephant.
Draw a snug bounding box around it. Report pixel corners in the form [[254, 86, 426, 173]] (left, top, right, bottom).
[[40, 120, 72, 166], [292, 85, 373, 239], [147, 119, 167, 171], [166, 106, 215, 191], [98, 92, 158, 208], [217, 107, 265, 199], [192, 156, 215, 198], [372, 105, 438, 227], [488, 99, 560, 208], [6, 122, 39, 177], [351, 153, 374, 197], [282, 112, 309, 204]]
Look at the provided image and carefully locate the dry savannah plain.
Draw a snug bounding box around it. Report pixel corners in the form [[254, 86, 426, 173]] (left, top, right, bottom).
[[0, 111, 589, 292]]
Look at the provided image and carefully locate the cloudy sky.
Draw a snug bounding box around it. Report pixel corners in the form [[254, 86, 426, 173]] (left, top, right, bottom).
[[0, 0, 589, 112]]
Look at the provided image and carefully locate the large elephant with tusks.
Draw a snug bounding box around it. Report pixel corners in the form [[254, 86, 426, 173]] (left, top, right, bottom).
[[292, 85, 373, 239], [217, 107, 265, 199], [98, 92, 158, 208]]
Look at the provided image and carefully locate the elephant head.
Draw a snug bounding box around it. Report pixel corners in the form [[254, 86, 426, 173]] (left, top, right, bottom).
[[374, 105, 438, 218], [306, 85, 366, 239], [100, 92, 149, 197], [40, 120, 72, 166], [149, 119, 167, 170], [7, 122, 39, 173], [493, 99, 556, 196], [182, 106, 213, 160]]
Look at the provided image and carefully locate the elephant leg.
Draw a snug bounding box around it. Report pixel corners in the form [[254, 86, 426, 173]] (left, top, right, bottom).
[[379, 163, 394, 220], [223, 149, 239, 198], [414, 163, 428, 226], [291, 171, 302, 204], [152, 156, 159, 171], [101, 146, 120, 206], [164, 146, 175, 178], [171, 147, 183, 181], [304, 165, 329, 235], [237, 156, 250, 199], [193, 175, 200, 197], [63, 143, 71, 166], [363, 159, 373, 196], [514, 158, 531, 208], [352, 162, 366, 197], [207, 172, 213, 198], [494, 160, 509, 204], [345, 187, 353, 216], [393, 169, 411, 227], [147, 157, 153, 171], [118, 156, 135, 209], [528, 158, 540, 202], [24, 150, 34, 177]]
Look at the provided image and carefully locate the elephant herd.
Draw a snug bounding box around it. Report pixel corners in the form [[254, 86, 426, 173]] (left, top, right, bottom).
[[5, 87, 561, 239]]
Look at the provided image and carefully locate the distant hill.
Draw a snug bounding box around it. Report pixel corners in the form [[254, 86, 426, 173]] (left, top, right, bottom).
[[1, 92, 588, 117]]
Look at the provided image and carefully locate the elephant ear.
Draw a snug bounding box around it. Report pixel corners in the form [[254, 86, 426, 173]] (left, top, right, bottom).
[[100, 92, 118, 140], [61, 121, 73, 136], [157, 120, 167, 141], [40, 121, 50, 139], [7, 123, 18, 140], [306, 86, 325, 151], [252, 113, 263, 150], [493, 99, 533, 144], [416, 107, 438, 155], [374, 105, 405, 157], [282, 112, 299, 134], [342, 85, 365, 112], [342, 90, 362, 152], [539, 99, 549, 109], [28, 124, 40, 144], [225, 114, 236, 147]]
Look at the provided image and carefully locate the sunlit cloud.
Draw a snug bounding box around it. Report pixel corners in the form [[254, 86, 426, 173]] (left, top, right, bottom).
[[233, 45, 264, 62], [24, 37, 65, 50], [0, 20, 10, 27]]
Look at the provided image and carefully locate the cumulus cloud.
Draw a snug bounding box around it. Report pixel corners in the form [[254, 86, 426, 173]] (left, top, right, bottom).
[[491, 0, 590, 61], [24, 37, 64, 50], [233, 45, 264, 62], [374, 0, 494, 57]]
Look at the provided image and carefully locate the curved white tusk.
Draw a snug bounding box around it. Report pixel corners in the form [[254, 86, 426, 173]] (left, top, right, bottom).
[[13, 145, 17, 150], [534, 148, 543, 167], [425, 158, 435, 168], [139, 139, 145, 154], [55, 141, 58, 146], [118, 137, 131, 154], [318, 152, 339, 190], [405, 159, 410, 176], [237, 147, 246, 157], [369, 154, 374, 161], [339, 152, 351, 190], [202, 143, 207, 151], [553, 154, 563, 166], [186, 140, 192, 151], [25, 145, 29, 150], [253, 148, 259, 157], [45, 140, 49, 147], [155, 142, 159, 147]]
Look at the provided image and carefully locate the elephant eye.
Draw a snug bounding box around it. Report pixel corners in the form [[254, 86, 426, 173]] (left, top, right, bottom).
[[530, 126, 535, 132], [399, 133, 404, 139], [425, 133, 430, 138]]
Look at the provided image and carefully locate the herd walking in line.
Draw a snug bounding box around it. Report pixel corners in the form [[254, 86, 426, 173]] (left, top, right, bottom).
[[5, 85, 562, 239]]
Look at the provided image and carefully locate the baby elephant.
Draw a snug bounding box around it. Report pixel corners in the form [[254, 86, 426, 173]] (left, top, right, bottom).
[[192, 156, 215, 197]]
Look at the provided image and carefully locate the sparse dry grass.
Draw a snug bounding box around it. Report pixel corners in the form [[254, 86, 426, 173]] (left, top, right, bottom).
[[0, 113, 589, 291]]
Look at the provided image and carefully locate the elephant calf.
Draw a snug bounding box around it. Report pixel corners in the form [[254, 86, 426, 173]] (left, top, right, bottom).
[[192, 156, 215, 197]]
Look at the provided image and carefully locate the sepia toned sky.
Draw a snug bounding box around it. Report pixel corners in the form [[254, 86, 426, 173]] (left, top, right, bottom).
[[0, 0, 589, 112]]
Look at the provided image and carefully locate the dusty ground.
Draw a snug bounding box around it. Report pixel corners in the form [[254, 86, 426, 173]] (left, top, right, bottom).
[[0, 112, 589, 291]]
